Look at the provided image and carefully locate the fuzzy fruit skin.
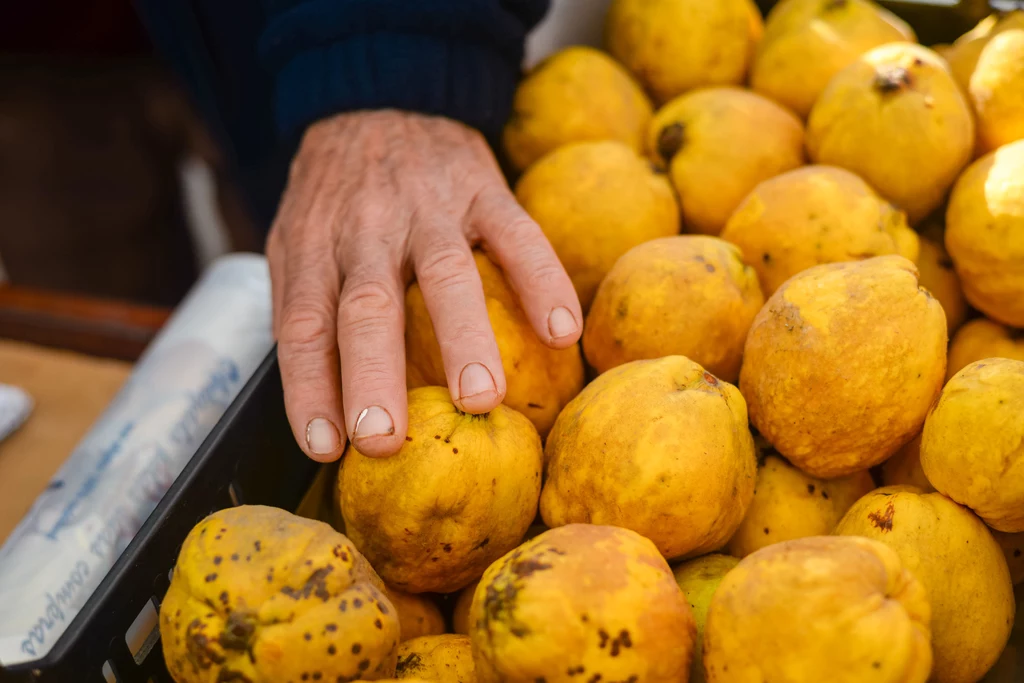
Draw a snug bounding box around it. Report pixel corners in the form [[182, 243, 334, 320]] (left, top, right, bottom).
[[880, 433, 935, 493], [405, 251, 584, 437], [160, 505, 400, 683], [395, 635, 475, 683], [721, 165, 918, 295], [605, 0, 753, 104], [739, 256, 947, 478], [992, 530, 1024, 585], [704, 536, 932, 683], [945, 11, 1024, 93], [727, 454, 875, 558], [807, 43, 974, 225], [751, 0, 915, 117], [945, 139, 1024, 327], [970, 30, 1024, 154], [541, 356, 757, 560], [514, 141, 680, 311], [672, 554, 740, 683], [583, 236, 764, 383], [386, 587, 446, 642], [502, 46, 652, 172], [647, 87, 805, 235], [915, 237, 967, 334], [947, 318, 1024, 380], [339, 386, 542, 593], [835, 487, 1015, 683], [920, 358, 1024, 532], [470, 524, 697, 683]]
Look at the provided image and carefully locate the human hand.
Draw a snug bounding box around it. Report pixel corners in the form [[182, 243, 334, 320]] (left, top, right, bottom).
[[266, 110, 582, 461]]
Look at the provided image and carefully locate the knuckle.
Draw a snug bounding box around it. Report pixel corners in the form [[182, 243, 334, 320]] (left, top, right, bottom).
[[417, 244, 476, 292], [345, 355, 396, 394], [522, 258, 566, 293], [490, 214, 541, 247], [438, 324, 494, 353], [338, 279, 401, 336], [279, 301, 336, 355]]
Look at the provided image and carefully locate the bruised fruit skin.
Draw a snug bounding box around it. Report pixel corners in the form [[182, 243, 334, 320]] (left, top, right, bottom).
[[992, 530, 1024, 585], [920, 358, 1024, 533], [740, 256, 948, 478], [945, 11, 1024, 93], [880, 433, 935, 493], [160, 505, 400, 683], [727, 454, 875, 558], [605, 0, 753, 104], [945, 139, 1024, 327], [339, 386, 542, 594], [915, 237, 967, 334], [514, 141, 680, 311], [583, 236, 764, 383], [751, 0, 916, 118], [470, 524, 697, 683], [395, 635, 475, 683], [672, 554, 740, 683], [721, 165, 919, 295], [807, 43, 975, 224], [648, 87, 805, 235], [835, 487, 1015, 683], [541, 356, 757, 559], [502, 46, 652, 172], [406, 251, 584, 436], [704, 536, 932, 683], [947, 318, 1024, 380], [452, 579, 479, 635], [970, 29, 1024, 154], [386, 587, 446, 642]]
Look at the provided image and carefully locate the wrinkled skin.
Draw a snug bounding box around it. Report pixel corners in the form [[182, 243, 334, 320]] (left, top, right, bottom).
[[672, 554, 740, 683], [386, 587, 446, 642], [339, 386, 542, 593], [160, 506, 401, 683], [915, 237, 967, 334], [395, 635, 475, 683], [727, 454, 875, 557], [992, 530, 1024, 585], [921, 358, 1024, 532], [944, 11, 1024, 93], [740, 256, 947, 477], [945, 139, 1024, 327], [515, 141, 680, 311], [880, 433, 935, 493], [470, 524, 697, 683], [502, 46, 652, 172], [970, 29, 1024, 153], [705, 536, 932, 683], [721, 165, 918, 295], [605, 0, 754, 103], [583, 236, 764, 383], [947, 318, 1024, 380], [406, 252, 585, 437], [647, 87, 805, 235], [835, 487, 1015, 683], [807, 43, 974, 224], [751, 0, 915, 117], [541, 356, 757, 559]]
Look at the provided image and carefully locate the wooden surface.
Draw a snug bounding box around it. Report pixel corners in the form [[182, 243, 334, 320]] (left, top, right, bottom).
[[0, 339, 131, 543]]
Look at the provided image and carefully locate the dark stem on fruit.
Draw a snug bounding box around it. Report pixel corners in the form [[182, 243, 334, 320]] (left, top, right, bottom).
[[873, 65, 913, 94], [656, 122, 685, 163], [219, 610, 258, 651]]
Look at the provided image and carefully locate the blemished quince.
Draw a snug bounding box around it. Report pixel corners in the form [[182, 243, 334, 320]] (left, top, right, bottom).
[[704, 535, 933, 683], [970, 29, 1024, 154], [807, 42, 975, 224], [835, 487, 1015, 683], [502, 46, 652, 172], [405, 251, 584, 436], [514, 141, 679, 311], [160, 506, 401, 683], [740, 256, 947, 478], [992, 530, 1024, 585], [920, 358, 1024, 532], [605, 0, 754, 103], [751, 0, 916, 117], [386, 587, 446, 642], [945, 139, 1024, 327], [915, 236, 967, 333], [469, 524, 697, 683], [395, 635, 475, 683], [672, 554, 740, 683], [727, 453, 875, 558], [947, 318, 1024, 380], [648, 87, 805, 235], [339, 386, 542, 594], [880, 433, 935, 493], [541, 356, 757, 559], [944, 10, 1024, 93], [583, 236, 764, 383], [720, 165, 918, 295]]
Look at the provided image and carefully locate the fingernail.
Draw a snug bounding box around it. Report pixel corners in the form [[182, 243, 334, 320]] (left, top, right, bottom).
[[353, 405, 395, 441], [548, 306, 578, 340], [306, 417, 341, 456], [458, 362, 498, 408]]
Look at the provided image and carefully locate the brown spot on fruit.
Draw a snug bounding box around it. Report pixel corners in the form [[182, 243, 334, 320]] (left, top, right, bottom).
[[764, 527, 770, 535], [352, 643, 362, 654], [443, 544, 453, 553], [327, 645, 336, 655], [374, 618, 383, 629], [473, 537, 491, 550], [807, 484, 815, 494], [405, 436, 413, 442], [705, 263, 716, 273], [823, 0, 847, 10], [281, 566, 334, 602], [205, 573, 218, 583], [304, 633, 312, 642], [874, 65, 913, 94], [213, 556, 222, 565], [352, 598, 363, 609], [377, 601, 389, 615], [358, 660, 370, 672], [868, 501, 896, 532], [452, 447, 459, 454], [763, 252, 772, 264], [511, 558, 553, 578], [657, 122, 685, 162]]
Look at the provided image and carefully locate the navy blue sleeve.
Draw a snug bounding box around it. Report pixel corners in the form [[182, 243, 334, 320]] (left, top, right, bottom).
[[259, 0, 550, 143]]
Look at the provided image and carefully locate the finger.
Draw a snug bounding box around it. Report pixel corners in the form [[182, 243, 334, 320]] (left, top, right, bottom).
[[276, 240, 346, 463], [337, 252, 409, 458], [472, 189, 582, 348], [266, 227, 286, 339], [411, 221, 506, 414]]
